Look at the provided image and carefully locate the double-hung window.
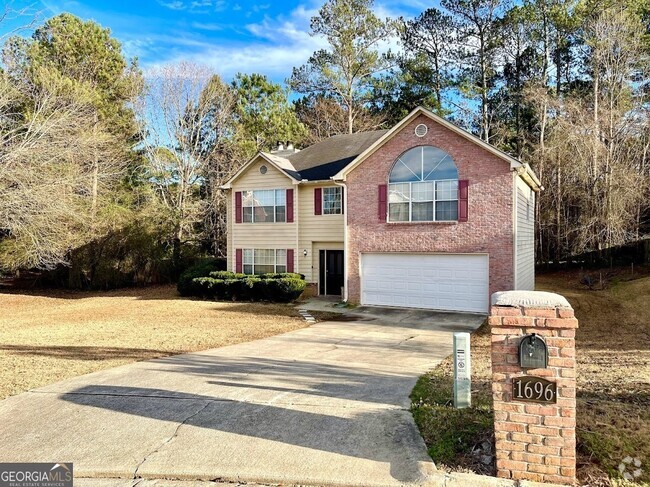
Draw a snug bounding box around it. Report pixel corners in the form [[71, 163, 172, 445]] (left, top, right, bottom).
[[323, 187, 342, 214], [242, 189, 286, 223], [388, 146, 459, 222], [243, 249, 287, 275]]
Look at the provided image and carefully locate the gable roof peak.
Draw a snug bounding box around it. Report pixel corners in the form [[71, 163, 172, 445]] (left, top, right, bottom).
[[222, 106, 541, 191], [331, 105, 542, 192], [220, 152, 300, 189]]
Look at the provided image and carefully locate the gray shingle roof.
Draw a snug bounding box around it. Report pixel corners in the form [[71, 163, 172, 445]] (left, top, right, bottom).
[[285, 130, 389, 181]]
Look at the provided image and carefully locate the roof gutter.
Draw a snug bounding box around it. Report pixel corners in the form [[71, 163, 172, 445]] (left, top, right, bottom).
[[220, 152, 299, 189], [516, 164, 544, 192]]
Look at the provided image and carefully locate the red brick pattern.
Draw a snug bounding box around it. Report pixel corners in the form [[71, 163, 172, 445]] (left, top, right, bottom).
[[345, 114, 515, 304], [490, 302, 578, 485]]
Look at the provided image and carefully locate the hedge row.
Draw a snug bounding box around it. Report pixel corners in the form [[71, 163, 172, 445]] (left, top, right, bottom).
[[177, 258, 228, 297], [178, 267, 306, 302]]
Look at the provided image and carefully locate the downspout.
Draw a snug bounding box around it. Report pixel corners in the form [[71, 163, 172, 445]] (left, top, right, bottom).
[[334, 180, 348, 302], [293, 180, 300, 278], [512, 171, 519, 290]]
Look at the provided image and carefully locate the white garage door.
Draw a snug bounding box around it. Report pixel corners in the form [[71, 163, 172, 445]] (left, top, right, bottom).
[[361, 253, 489, 313]]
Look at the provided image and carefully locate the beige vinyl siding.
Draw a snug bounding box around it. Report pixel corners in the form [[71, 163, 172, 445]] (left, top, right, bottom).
[[515, 176, 535, 290], [230, 161, 297, 272], [297, 183, 345, 283], [226, 192, 233, 272]]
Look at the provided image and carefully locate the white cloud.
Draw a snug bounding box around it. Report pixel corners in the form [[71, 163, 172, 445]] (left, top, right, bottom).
[[186, 43, 320, 78], [157, 0, 228, 13], [252, 3, 271, 12], [158, 1, 186, 10], [244, 5, 318, 44], [143, 3, 325, 80], [191, 21, 225, 31], [141, 0, 414, 82], [213, 1, 228, 12]]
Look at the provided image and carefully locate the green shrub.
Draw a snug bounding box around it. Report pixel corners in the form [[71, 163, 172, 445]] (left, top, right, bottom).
[[177, 258, 227, 296], [266, 278, 306, 302], [206, 271, 302, 281], [209, 271, 246, 280], [184, 274, 306, 302], [259, 272, 304, 280], [38, 221, 177, 290], [191, 277, 221, 298]]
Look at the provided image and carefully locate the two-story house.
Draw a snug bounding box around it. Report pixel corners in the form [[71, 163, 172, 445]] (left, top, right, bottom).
[[222, 107, 541, 313]]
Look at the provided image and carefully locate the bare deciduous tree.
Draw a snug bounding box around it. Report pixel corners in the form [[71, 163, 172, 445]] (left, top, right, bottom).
[[296, 95, 385, 144], [136, 62, 237, 261], [0, 74, 126, 270], [529, 6, 650, 261], [0, 2, 41, 44]]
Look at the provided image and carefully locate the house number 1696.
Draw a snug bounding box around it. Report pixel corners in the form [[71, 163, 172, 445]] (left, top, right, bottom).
[[512, 377, 557, 403]]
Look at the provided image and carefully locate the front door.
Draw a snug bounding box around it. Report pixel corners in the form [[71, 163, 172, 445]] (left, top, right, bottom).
[[319, 250, 344, 296]]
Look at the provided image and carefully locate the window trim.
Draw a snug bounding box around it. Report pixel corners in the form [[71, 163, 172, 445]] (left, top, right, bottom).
[[241, 189, 286, 224], [322, 186, 343, 215], [388, 179, 459, 223], [242, 249, 287, 275], [387, 145, 459, 223]]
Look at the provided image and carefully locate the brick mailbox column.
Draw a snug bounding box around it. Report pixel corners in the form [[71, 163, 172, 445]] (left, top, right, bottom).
[[489, 291, 578, 485]]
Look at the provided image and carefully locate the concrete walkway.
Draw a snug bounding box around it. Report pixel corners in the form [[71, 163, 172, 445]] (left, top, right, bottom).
[[0, 308, 484, 487]]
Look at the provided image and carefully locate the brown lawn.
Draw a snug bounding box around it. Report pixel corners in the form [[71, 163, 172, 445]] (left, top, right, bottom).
[[0, 285, 305, 400], [537, 268, 650, 485]]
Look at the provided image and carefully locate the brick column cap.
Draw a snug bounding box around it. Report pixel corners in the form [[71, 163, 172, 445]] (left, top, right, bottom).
[[492, 291, 572, 310]]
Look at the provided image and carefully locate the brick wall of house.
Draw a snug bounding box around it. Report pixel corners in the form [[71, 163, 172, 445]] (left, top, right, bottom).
[[345, 113, 515, 304], [489, 293, 578, 484]]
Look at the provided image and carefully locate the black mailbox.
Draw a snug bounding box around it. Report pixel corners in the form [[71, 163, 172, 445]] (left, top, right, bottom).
[[519, 333, 548, 369]]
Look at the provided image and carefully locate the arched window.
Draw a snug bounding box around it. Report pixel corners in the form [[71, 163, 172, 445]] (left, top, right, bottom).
[[388, 146, 459, 222]]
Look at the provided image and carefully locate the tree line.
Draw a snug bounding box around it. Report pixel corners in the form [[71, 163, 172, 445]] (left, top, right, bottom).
[[0, 0, 648, 287]]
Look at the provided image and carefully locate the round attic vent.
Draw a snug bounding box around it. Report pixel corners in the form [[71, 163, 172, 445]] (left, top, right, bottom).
[[415, 124, 428, 137], [259, 165, 268, 174]]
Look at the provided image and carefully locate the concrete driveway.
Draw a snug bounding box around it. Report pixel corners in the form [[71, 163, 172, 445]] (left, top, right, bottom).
[[0, 306, 484, 487]]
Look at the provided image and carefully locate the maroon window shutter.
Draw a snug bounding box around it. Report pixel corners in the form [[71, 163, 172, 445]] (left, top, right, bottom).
[[378, 184, 387, 222], [314, 188, 322, 215], [287, 249, 294, 273], [286, 188, 294, 222], [235, 191, 242, 224], [341, 187, 344, 214], [235, 249, 243, 273], [458, 180, 469, 222]]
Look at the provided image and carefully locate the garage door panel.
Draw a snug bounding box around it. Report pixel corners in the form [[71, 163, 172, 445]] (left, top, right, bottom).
[[407, 297, 423, 307], [393, 281, 408, 291], [361, 253, 489, 313], [408, 281, 423, 291]]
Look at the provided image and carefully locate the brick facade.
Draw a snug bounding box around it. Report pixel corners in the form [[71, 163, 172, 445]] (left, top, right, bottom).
[[490, 293, 578, 485], [345, 114, 515, 304]]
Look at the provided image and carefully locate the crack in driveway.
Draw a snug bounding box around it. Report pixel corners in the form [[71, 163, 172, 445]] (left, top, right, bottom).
[[133, 400, 213, 479], [1, 308, 486, 487]]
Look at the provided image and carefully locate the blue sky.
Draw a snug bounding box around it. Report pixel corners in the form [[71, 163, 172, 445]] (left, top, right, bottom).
[[2, 0, 436, 83]]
